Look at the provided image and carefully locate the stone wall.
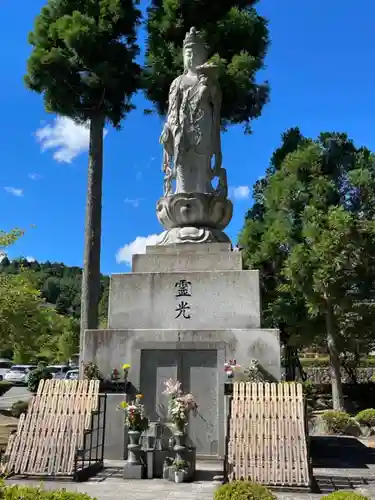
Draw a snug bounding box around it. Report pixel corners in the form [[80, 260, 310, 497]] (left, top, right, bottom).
[[305, 367, 375, 384]]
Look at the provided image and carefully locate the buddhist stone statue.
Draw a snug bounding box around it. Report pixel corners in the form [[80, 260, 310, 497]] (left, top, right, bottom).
[[156, 27, 232, 245]]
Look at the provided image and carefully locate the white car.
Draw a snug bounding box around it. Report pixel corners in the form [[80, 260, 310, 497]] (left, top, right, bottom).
[[64, 369, 79, 380], [3, 365, 37, 385], [45, 365, 71, 380], [0, 359, 13, 381]]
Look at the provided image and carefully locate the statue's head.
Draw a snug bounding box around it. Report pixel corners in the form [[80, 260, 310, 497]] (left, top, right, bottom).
[[183, 27, 207, 72]]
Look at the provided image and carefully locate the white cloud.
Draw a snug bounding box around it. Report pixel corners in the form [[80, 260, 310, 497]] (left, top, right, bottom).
[[4, 186, 24, 197], [0, 253, 7, 262], [26, 256, 36, 263], [116, 234, 159, 265], [230, 185, 250, 200], [28, 173, 43, 180], [124, 198, 142, 208], [35, 116, 108, 163]]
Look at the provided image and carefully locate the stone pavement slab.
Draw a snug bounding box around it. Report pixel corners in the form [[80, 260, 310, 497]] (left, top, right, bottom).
[[6, 478, 322, 500], [0, 386, 32, 410]]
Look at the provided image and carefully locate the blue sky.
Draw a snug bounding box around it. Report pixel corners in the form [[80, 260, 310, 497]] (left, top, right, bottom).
[[2, 0, 375, 274]]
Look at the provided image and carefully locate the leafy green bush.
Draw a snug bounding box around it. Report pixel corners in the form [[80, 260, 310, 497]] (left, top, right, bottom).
[[27, 366, 53, 393], [321, 410, 352, 434], [355, 409, 375, 427], [321, 491, 370, 500], [10, 400, 29, 418], [214, 480, 276, 500], [300, 357, 330, 367], [302, 380, 315, 397], [0, 480, 97, 498]]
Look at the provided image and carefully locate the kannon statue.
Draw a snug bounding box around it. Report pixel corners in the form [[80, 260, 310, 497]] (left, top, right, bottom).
[[160, 27, 227, 197]]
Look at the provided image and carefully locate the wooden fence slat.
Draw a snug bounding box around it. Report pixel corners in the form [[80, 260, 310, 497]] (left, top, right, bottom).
[[227, 382, 310, 488], [2, 379, 100, 478]]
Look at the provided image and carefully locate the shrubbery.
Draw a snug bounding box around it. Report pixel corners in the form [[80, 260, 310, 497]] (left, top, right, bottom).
[[27, 366, 53, 393], [321, 410, 352, 434], [355, 409, 375, 427], [0, 480, 96, 499], [321, 491, 370, 500], [214, 480, 276, 500], [10, 400, 29, 418]]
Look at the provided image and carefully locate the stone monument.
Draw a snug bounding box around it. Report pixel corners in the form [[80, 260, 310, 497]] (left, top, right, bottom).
[[82, 27, 280, 470]]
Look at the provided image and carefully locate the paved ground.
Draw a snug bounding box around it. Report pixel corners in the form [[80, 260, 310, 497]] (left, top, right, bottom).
[[5, 434, 375, 498], [0, 386, 32, 411], [5, 475, 375, 500]]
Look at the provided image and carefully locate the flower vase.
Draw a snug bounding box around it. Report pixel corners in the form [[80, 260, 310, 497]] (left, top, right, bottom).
[[175, 469, 185, 484], [127, 430, 141, 465], [173, 421, 187, 462]]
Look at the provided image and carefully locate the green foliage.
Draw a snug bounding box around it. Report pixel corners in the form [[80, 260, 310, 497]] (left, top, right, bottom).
[[172, 459, 187, 471], [25, 0, 141, 127], [144, 0, 269, 133], [355, 409, 375, 427], [0, 480, 97, 499], [27, 366, 53, 393], [83, 362, 102, 380], [321, 492, 370, 500], [10, 400, 29, 418], [214, 480, 276, 500], [0, 229, 24, 249], [321, 410, 351, 434], [240, 129, 375, 408], [301, 380, 315, 398], [0, 259, 109, 363]]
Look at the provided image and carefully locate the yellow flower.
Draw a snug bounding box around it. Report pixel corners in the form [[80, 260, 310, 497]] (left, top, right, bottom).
[[136, 394, 143, 399], [120, 401, 128, 409], [123, 363, 131, 370]]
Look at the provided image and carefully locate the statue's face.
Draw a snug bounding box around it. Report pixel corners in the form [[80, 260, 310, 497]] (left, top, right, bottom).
[[183, 45, 204, 71]]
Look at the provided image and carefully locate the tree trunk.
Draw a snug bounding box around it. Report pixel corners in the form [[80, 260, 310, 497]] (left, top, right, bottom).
[[79, 114, 105, 365], [325, 298, 345, 410]]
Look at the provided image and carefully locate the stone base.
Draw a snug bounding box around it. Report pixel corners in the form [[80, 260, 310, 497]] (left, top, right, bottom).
[[103, 394, 127, 460], [123, 462, 144, 479], [156, 226, 230, 245]]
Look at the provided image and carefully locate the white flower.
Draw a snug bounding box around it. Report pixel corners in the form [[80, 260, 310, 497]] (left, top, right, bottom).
[[163, 378, 182, 396]]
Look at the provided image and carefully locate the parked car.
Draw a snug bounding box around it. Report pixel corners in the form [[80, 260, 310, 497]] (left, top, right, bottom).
[[3, 365, 37, 385], [64, 369, 79, 380], [0, 358, 13, 381], [45, 365, 71, 380]]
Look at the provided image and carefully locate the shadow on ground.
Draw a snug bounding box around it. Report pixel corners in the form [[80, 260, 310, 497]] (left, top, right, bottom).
[[311, 436, 375, 469]]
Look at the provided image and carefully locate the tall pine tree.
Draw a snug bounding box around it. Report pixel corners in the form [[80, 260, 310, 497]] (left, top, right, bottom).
[[26, 0, 142, 353]]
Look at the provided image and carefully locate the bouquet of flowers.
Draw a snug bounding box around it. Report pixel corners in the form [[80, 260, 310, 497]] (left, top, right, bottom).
[[163, 379, 198, 431], [224, 359, 242, 379], [119, 394, 149, 432]]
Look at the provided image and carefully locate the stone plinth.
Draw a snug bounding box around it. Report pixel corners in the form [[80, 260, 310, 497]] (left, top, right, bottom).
[[83, 243, 280, 462], [132, 251, 242, 273], [108, 270, 260, 330]]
